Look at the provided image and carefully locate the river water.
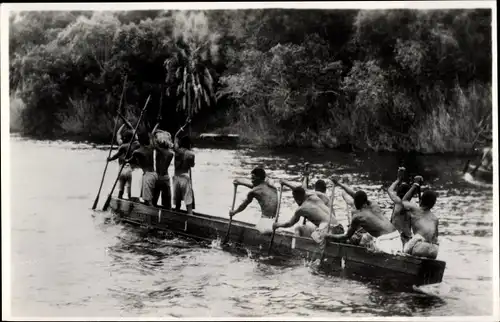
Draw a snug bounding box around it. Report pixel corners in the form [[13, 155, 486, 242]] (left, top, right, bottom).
[[7, 135, 495, 318]]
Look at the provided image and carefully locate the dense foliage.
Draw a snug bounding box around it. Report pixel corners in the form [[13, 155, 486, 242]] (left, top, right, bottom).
[[9, 9, 492, 152]]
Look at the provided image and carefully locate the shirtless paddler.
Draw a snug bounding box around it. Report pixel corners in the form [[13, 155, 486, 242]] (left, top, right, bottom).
[[229, 167, 278, 234], [391, 175, 440, 259], [327, 177, 403, 255]]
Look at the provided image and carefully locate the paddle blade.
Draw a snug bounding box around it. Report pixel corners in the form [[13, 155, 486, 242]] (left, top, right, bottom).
[[102, 194, 112, 211], [92, 196, 99, 210]]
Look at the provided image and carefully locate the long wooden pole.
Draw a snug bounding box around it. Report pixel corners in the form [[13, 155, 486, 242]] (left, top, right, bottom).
[[102, 95, 152, 211], [189, 169, 196, 210], [267, 184, 283, 255], [223, 184, 238, 245], [302, 162, 310, 225], [91, 75, 128, 210], [462, 118, 486, 174]]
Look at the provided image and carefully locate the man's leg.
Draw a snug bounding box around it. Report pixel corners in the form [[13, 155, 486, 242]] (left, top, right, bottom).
[[173, 176, 182, 211], [162, 178, 172, 209], [142, 172, 157, 206], [118, 177, 125, 199], [183, 176, 194, 214], [152, 181, 161, 207]]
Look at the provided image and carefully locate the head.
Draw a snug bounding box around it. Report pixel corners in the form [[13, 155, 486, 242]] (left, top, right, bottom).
[[353, 190, 369, 210], [154, 130, 173, 149], [396, 183, 410, 199], [314, 180, 327, 193], [121, 130, 134, 144], [138, 131, 150, 146], [292, 186, 307, 205], [420, 190, 437, 210], [179, 136, 192, 149], [250, 167, 266, 186]]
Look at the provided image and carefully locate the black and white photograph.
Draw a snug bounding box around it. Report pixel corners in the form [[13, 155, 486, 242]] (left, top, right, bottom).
[[1, 1, 498, 320]]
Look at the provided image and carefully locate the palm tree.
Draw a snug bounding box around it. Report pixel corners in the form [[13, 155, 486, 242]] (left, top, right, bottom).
[[164, 39, 216, 124]]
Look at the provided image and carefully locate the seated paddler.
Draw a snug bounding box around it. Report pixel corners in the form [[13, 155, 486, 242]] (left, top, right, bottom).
[[327, 177, 403, 255], [230, 167, 278, 234], [272, 186, 344, 248], [395, 176, 440, 259]]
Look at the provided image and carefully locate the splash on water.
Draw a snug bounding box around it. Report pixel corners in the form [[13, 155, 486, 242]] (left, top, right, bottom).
[[462, 173, 493, 188]]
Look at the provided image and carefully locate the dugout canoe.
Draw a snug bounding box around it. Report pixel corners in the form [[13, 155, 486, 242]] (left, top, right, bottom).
[[109, 197, 446, 288], [466, 163, 493, 184]]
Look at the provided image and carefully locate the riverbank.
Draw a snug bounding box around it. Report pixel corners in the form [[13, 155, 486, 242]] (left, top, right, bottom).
[[9, 131, 486, 158]]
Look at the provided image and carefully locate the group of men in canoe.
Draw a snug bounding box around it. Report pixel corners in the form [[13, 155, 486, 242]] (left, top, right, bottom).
[[229, 166, 440, 259], [107, 118, 195, 214]]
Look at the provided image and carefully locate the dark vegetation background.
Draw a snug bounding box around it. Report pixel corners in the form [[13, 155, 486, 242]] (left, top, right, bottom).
[[9, 9, 492, 153]]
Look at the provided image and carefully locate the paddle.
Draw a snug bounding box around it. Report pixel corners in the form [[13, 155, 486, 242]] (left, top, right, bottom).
[[223, 183, 238, 245], [302, 162, 310, 226], [117, 111, 134, 131], [462, 119, 486, 174], [469, 149, 489, 176], [267, 183, 284, 256], [92, 75, 128, 210], [102, 95, 152, 211], [189, 169, 196, 210]]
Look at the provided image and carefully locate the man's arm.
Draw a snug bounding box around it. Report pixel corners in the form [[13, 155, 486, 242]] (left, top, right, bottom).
[[402, 175, 423, 204], [116, 124, 126, 145], [433, 219, 439, 244], [280, 179, 300, 191], [342, 191, 355, 208], [233, 178, 254, 189], [331, 177, 356, 198], [108, 146, 125, 162], [401, 183, 421, 212], [387, 179, 402, 204], [229, 191, 254, 217], [118, 113, 134, 131], [152, 122, 160, 134], [273, 209, 302, 230], [327, 216, 361, 241], [124, 149, 139, 164]]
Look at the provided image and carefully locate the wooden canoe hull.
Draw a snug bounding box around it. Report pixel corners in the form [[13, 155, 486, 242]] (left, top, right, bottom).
[[467, 164, 493, 184], [109, 198, 446, 288]]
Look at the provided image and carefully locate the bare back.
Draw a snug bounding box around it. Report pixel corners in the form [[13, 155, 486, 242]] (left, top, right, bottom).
[[155, 147, 174, 176], [132, 146, 155, 172], [306, 190, 329, 206], [118, 142, 140, 165], [174, 148, 195, 176], [298, 194, 338, 227], [352, 203, 396, 237], [409, 208, 439, 243], [390, 204, 412, 241], [250, 183, 278, 219]]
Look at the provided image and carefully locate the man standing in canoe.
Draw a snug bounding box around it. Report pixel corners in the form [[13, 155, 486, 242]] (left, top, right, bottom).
[[151, 124, 174, 209], [107, 124, 140, 200], [125, 131, 158, 206], [272, 186, 344, 248], [327, 178, 403, 255], [391, 176, 440, 259], [173, 133, 195, 214], [229, 167, 278, 233]]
